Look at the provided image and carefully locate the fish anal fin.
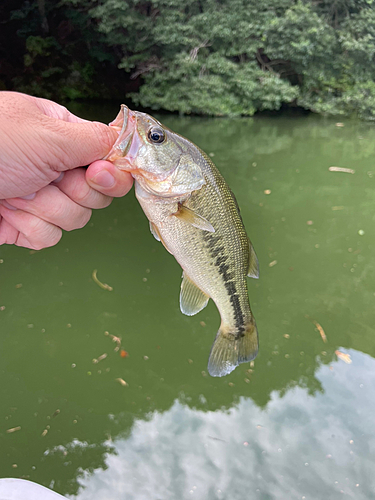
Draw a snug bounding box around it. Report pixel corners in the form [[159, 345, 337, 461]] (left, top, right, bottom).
[[180, 272, 209, 316], [247, 241, 259, 279], [173, 203, 215, 233], [149, 221, 161, 241], [207, 320, 259, 377]]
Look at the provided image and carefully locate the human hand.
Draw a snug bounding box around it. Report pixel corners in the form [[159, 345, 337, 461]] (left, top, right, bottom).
[[0, 92, 133, 250]]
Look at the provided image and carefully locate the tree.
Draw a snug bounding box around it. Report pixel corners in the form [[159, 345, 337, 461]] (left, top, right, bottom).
[[3, 0, 375, 118]]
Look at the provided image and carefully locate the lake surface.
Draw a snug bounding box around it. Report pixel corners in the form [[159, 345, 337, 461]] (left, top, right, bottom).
[[1, 106, 375, 499]]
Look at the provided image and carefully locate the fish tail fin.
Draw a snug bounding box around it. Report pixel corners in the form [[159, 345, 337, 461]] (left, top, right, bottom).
[[207, 320, 258, 377]]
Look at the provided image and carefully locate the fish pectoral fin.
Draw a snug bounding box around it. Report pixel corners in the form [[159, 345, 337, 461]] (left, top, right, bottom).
[[149, 221, 161, 241], [180, 272, 209, 316], [208, 320, 259, 377], [247, 241, 259, 279], [173, 204, 215, 233]]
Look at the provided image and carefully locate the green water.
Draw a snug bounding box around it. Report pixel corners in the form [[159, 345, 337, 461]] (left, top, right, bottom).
[[1, 106, 375, 499]]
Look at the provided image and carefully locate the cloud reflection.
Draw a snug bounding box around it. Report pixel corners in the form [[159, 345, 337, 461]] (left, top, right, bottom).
[[71, 349, 375, 500]]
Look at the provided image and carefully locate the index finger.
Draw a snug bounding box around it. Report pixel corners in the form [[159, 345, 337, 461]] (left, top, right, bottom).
[[35, 97, 89, 123]]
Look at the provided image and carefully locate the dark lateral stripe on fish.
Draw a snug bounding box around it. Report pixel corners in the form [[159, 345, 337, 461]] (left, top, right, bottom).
[[203, 232, 245, 336], [225, 283, 245, 337]]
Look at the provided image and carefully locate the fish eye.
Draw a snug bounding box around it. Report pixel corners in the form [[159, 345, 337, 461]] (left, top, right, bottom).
[[148, 127, 165, 144]]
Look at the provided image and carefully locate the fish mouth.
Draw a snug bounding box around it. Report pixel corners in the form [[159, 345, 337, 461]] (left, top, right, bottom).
[[104, 105, 141, 170], [104, 105, 176, 185]]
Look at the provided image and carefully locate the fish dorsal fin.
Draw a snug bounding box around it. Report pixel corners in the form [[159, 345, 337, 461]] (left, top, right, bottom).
[[180, 272, 209, 316], [247, 241, 259, 279], [173, 203, 215, 233], [149, 221, 161, 241]]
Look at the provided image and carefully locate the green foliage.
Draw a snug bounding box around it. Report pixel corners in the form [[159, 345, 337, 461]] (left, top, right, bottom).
[[132, 54, 299, 116], [4, 0, 375, 118], [2, 0, 125, 102]]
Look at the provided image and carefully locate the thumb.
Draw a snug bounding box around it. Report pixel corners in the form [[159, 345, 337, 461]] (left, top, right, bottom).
[[51, 120, 119, 170]]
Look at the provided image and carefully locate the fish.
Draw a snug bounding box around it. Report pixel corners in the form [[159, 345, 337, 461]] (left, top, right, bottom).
[[105, 105, 259, 377]]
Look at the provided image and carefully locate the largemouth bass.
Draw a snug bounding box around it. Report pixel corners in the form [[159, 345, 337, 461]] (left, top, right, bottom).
[[106, 105, 259, 377]]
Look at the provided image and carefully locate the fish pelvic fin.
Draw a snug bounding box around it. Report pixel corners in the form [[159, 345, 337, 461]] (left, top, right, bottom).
[[180, 272, 209, 316], [149, 221, 161, 241], [207, 320, 259, 377], [247, 241, 259, 279]]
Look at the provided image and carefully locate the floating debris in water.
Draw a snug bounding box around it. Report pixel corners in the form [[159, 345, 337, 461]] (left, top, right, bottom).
[[358, 229, 365, 236], [335, 122, 345, 127], [15, 283, 22, 289], [6, 426, 21, 434], [93, 353, 107, 364], [335, 350, 352, 364], [264, 189, 271, 195], [52, 409, 60, 418], [332, 206, 344, 211], [41, 429, 48, 437], [306, 316, 328, 343], [207, 435, 226, 442], [116, 378, 128, 386], [120, 349, 128, 358], [313, 321, 327, 343], [269, 260, 277, 267], [328, 166, 355, 174], [307, 220, 313, 225], [106, 333, 122, 352], [92, 269, 113, 291]]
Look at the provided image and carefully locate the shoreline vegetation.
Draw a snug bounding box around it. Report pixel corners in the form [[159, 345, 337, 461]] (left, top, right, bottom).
[[2, 0, 375, 120]]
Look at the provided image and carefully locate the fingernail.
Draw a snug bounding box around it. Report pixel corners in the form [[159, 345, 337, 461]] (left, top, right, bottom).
[[2, 201, 17, 211], [20, 193, 36, 200], [90, 170, 115, 188], [53, 173, 65, 183]]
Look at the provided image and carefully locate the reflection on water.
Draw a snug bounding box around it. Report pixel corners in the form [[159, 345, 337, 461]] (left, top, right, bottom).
[[70, 349, 373, 500], [1, 108, 375, 498]]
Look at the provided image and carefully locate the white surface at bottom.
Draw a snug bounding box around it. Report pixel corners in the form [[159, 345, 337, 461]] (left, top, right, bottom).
[[0, 479, 66, 500]]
